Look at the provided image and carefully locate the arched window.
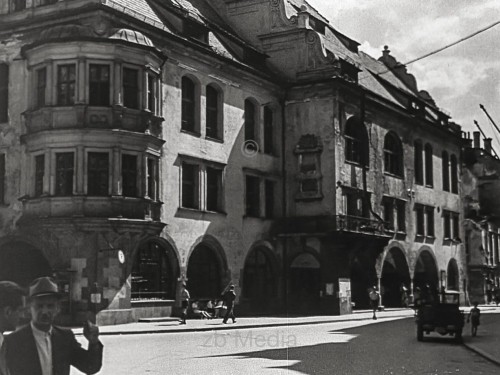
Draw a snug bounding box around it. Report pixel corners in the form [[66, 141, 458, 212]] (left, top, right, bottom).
[[344, 117, 368, 166], [244, 99, 257, 142], [181, 76, 196, 132], [442, 151, 449, 191], [206, 84, 221, 139], [132, 241, 177, 300], [450, 154, 458, 194], [424, 143, 433, 187], [383, 132, 403, 177], [414, 140, 423, 185]]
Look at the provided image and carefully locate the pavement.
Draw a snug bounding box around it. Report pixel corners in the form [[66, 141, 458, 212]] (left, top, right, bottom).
[[73, 305, 500, 366]]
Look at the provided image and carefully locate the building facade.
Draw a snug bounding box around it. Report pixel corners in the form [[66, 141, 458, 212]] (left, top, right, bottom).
[[0, 0, 467, 324]]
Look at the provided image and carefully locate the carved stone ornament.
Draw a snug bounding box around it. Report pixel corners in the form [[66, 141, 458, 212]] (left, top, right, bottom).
[[92, 18, 110, 37], [270, 0, 297, 29], [305, 30, 340, 71]]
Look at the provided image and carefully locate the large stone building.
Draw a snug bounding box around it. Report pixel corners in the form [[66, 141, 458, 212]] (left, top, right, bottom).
[[0, 0, 466, 324]]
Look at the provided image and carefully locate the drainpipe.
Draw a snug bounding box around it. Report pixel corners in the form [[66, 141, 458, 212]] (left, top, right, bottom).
[[281, 95, 288, 314]]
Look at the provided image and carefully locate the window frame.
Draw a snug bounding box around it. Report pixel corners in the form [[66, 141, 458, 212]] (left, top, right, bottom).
[[263, 106, 274, 155], [86, 151, 110, 196], [383, 132, 403, 177], [181, 76, 198, 134], [206, 166, 224, 212], [181, 161, 200, 210], [450, 154, 458, 194], [35, 67, 47, 109], [0, 63, 9, 123], [244, 98, 258, 143], [34, 153, 45, 198], [56, 63, 76, 106], [424, 143, 433, 187], [121, 153, 139, 198], [344, 117, 368, 166], [442, 151, 450, 191], [245, 174, 261, 217], [88, 63, 111, 107], [0, 153, 5, 204], [123, 66, 140, 110], [54, 151, 75, 196], [205, 84, 222, 140], [414, 140, 424, 185]]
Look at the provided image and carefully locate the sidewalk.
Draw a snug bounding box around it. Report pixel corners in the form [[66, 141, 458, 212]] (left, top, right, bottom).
[[462, 305, 500, 367]]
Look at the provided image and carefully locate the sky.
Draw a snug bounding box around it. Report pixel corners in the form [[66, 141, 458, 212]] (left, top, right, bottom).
[[307, 0, 500, 151]]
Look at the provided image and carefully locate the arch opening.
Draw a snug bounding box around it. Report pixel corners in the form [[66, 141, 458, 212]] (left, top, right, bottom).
[[187, 244, 225, 299], [381, 247, 411, 307], [289, 252, 320, 314]]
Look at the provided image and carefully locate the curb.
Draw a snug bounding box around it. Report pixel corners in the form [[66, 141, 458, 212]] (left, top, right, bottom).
[[75, 312, 414, 336], [463, 342, 500, 367]]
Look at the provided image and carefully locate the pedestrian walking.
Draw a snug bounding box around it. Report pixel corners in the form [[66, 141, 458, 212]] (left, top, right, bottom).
[[400, 283, 409, 308], [180, 282, 190, 325], [467, 302, 481, 337], [5, 277, 103, 375], [368, 286, 380, 320], [0, 281, 25, 375], [222, 285, 236, 324]]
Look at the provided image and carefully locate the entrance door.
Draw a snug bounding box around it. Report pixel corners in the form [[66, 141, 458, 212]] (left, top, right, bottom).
[[289, 253, 320, 314]]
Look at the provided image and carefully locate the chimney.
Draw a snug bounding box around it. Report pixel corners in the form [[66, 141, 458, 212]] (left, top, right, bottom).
[[484, 138, 493, 154], [473, 131, 480, 148]]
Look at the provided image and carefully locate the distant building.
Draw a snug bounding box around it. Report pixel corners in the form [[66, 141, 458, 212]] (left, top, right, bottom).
[[463, 133, 500, 304], [0, 0, 466, 324]]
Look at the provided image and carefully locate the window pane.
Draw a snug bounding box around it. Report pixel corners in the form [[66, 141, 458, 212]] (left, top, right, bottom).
[[35, 155, 45, 197], [206, 86, 219, 138], [182, 163, 199, 209], [36, 68, 46, 108], [147, 74, 156, 113], [450, 155, 458, 194], [0, 64, 8, 122], [146, 158, 157, 200], [0, 154, 5, 204], [122, 154, 138, 197], [123, 67, 139, 109], [87, 152, 109, 196], [442, 151, 450, 191], [265, 180, 274, 218], [181, 77, 195, 131], [55, 152, 74, 196], [396, 200, 406, 232], [245, 175, 260, 216], [244, 100, 256, 142], [264, 107, 273, 154], [89, 65, 110, 106], [206, 167, 222, 212], [57, 65, 76, 106], [425, 144, 433, 186]]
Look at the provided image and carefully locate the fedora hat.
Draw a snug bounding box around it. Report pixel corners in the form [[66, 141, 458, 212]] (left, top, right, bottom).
[[29, 277, 60, 299]]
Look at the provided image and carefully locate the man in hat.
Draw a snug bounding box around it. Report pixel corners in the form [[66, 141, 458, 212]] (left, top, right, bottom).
[[179, 282, 190, 325], [221, 285, 236, 324], [5, 277, 103, 375], [0, 281, 25, 375]]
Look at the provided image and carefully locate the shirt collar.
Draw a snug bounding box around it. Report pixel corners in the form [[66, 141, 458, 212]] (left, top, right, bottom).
[[31, 322, 53, 337]]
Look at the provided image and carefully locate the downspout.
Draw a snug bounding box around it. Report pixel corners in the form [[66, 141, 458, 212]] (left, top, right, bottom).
[[280, 94, 288, 314]]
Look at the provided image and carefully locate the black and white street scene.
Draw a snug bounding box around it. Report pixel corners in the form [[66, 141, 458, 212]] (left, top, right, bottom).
[[1, 1, 500, 374]]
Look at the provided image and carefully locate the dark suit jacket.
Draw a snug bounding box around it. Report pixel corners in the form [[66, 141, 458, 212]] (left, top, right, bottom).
[[5, 324, 103, 375]]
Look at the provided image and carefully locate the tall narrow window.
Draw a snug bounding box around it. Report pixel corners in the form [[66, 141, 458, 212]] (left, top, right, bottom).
[[181, 77, 196, 132], [122, 154, 138, 197], [244, 99, 256, 142], [426, 206, 435, 237], [414, 141, 423, 185], [89, 64, 110, 106], [344, 117, 368, 166], [0, 154, 5, 204], [384, 132, 403, 176], [57, 64, 76, 106], [264, 106, 274, 154], [396, 200, 406, 232], [382, 198, 394, 230], [146, 158, 157, 201], [450, 154, 458, 194], [265, 180, 274, 219], [206, 167, 222, 212], [34, 155, 45, 197], [415, 204, 425, 236], [181, 162, 199, 209], [36, 68, 46, 109], [452, 213, 460, 240], [245, 175, 260, 217], [424, 143, 433, 187], [0, 64, 8, 123], [442, 151, 450, 191], [55, 152, 74, 196], [206, 85, 219, 139], [87, 152, 109, 196], [123, 67, 139, 109], [147, 74, 156, 113], [443, 211, 451, 239]]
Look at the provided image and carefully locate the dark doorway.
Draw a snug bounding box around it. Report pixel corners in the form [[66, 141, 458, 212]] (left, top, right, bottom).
[[242, 247, 277, 313], [381, 248, 411, 307], [414, 250, 439, 291], [289, 253, 320, 314], [0, 241, 51, 286], [187, 244, 223, 299], [447, 258, 459, 291]]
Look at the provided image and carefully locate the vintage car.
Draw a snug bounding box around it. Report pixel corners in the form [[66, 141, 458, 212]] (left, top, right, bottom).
[[415, 291, 465, 342]]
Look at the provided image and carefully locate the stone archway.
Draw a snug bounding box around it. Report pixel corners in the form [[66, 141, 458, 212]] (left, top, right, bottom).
[[289, 252, 321, 314], [414, 249, 439, 291], [187, 243, 225, 299], [381, 247, 411, 307], [447, 258, 459, 291], [0, 241, 52, 286], [242, 246, 278, 313]]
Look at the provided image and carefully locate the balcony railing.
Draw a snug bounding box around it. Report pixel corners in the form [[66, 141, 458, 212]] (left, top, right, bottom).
[[335, 215, 387, 236], [20, 195, 162, 221], [24, 105, 163, 137]]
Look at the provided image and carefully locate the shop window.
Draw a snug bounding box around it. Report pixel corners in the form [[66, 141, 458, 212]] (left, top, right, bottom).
[[450, 154, 458, 194], [34, 154, 45, 197], [206, 167, 222, 212], [181, 162, 199, 209], [425, 143, 433, 187], [0, 154, 4, 204], [87, 152, 109, 196], [122, 154, 138, 197], [265, 179, 274, 219], [0, 64, 8, 123], [132, 242, 171, 300], [55, 152, 74, 196], [383, 132, 403, 177], [89, 64, 110, 106], [244, 99, 257, 142], [344, 117, 368, 166], [264, 106, 274, 154], [205, 85, 220, 139], [35, 67, 46, 109], [442, 151, 450, 191], [245, 175, 260, 217], [123, 67, 139, 109], [414, 140, 423, 185], [57, 64, 76, 106], [146, 157, 158, 201], [181, 76, 196, 132]]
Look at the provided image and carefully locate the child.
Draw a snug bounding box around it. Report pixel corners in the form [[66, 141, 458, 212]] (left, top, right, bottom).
[[467, 302, 481, 337]]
